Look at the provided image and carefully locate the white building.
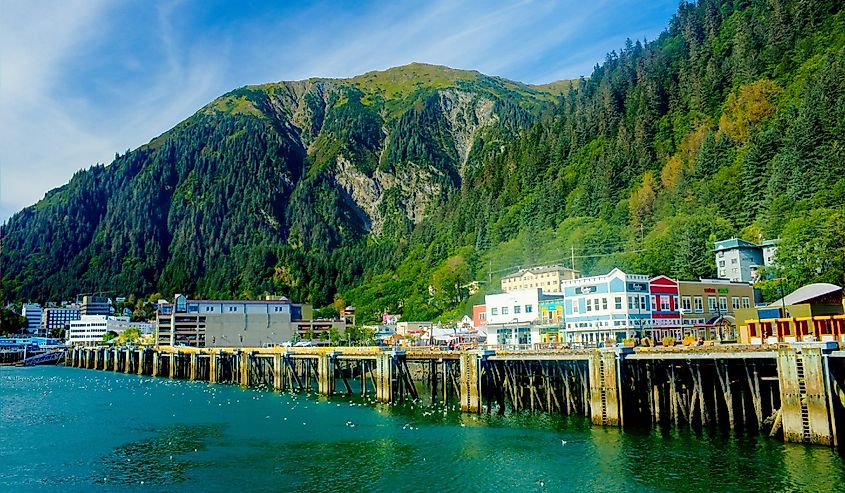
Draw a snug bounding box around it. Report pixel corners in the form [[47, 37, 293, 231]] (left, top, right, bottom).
[[484, 289, 547, 346], [22, 304, 43, 334], [67, 315, 152, 345]]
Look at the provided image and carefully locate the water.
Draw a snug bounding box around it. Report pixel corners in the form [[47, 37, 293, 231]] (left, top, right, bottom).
[[1, 366, 844, 492]]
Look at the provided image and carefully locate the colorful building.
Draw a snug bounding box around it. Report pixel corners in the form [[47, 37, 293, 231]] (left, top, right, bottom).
[[560, 268, 652, 346], [472, 304, 487, 330], [738, 283, 845, 344]]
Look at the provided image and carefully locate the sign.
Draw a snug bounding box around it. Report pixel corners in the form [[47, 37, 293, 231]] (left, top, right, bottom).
[[704, 288, 716, 293], [627, 282, 647, 292], [718, 288, 729, 294], [575, 285, 596, 295]]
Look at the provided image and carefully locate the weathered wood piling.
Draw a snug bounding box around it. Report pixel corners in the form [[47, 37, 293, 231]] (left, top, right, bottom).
[[65, 343, 845, 447]]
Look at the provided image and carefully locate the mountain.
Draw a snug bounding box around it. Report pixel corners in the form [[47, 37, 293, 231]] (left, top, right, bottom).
[[3, 0, 845, 323]]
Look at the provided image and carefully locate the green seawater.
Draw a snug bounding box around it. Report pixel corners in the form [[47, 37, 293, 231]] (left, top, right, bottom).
[[1, 366, 844, 492]]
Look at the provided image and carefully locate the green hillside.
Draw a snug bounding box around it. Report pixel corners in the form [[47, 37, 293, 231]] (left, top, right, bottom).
[[2, 0, 844, 324]]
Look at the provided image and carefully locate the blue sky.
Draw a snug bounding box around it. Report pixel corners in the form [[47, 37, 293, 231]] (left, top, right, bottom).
[[0, 0, 678, 222]]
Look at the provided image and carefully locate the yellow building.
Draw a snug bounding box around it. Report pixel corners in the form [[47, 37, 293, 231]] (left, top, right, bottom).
[[501, 265, 578, 293]]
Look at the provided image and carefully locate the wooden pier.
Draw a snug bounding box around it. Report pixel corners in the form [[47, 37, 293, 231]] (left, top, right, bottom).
[[65, 343, 845, 447]]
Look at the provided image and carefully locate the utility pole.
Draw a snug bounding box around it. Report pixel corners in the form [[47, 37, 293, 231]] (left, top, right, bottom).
[[570, 245, 576, 272]]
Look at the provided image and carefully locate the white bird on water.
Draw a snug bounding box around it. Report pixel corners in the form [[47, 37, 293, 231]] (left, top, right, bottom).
[[560, 439, 567, 446]]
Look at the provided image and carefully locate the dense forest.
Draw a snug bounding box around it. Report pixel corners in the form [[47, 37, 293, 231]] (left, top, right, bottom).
[[2, 0, 844, 323]]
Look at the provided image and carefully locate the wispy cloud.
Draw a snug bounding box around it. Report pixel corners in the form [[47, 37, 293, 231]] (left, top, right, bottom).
[[0, 0, 678, 222]]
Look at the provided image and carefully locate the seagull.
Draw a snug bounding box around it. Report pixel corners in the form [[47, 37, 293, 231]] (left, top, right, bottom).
[[561, 440, 567, 446]]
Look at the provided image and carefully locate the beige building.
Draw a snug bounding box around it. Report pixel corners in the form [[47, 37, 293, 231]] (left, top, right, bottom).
[[156, 294, 312, 348], [677, 279, 754, 327], [501, 265, 578, 293]]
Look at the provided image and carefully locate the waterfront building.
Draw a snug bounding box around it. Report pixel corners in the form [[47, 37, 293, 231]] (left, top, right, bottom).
[[484, 289, 546, 346], [396, 321, 433, 336], [560, 268, 652, 346], [738, 283, 845, 344], [501, 264, 578, 293], [22, 304, 43, 333], [714, 237, 778, 282], [81, 295, 112, 316], [648, 276, 681, 339], [67, 315, 153, 345], [538, 299, 566, 344], [42, 306, 81, 333], [155, 294, 311, 348], [472, 304, 487, 330], [294, 319, 346, 342], [675, 279, 754, 340]]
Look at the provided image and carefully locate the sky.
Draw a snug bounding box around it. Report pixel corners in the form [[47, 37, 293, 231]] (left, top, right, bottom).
[[0, 0, 679, 222]]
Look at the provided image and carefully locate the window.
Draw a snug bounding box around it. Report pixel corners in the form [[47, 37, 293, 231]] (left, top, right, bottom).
[[742, 297, 751, 308], [502, 306, 509, 315], [573, 301, 579, 314], [641, 295, 647, 309], [514, 305, 521, 314], [491, 308, 498, 316], [661, 297, 670, 311], [732, 297, 740, 310], [674, 296, 679, 309], [708, 297, 717, 313], [628, 296, 635, 310], [525, 305, 533, 313], [586, 299, 592, 312], [718, 260, 725, 267], [602, 298, 608, 310], [615, 297, 622, 310], [719, 296, 728, 312], [694, 296, 703, 313], [651, 296, 657, 310], [731, 258, 737, 264]]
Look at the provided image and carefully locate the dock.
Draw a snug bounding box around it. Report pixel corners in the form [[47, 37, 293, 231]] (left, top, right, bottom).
[[65, 343, 845, 447]]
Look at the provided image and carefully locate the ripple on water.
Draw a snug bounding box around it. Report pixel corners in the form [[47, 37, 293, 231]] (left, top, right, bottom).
[[92, 424, 224, 486]]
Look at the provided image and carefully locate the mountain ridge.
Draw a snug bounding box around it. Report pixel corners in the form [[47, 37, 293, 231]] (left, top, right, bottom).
[[3, 0, 844, 324]]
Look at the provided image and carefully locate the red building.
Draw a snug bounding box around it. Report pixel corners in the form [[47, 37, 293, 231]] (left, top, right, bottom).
[[472, 304, 487, 330], [649, 276, 681, 337]]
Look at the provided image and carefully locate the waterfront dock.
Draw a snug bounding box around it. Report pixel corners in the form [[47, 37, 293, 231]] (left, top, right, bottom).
[[66, 343, 845, 447]]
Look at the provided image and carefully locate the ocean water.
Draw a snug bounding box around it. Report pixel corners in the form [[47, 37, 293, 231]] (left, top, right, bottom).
[[1, 365, 844, 492]]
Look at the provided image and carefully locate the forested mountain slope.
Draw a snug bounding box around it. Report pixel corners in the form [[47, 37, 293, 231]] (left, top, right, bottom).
[[2, 0, 844, 323]]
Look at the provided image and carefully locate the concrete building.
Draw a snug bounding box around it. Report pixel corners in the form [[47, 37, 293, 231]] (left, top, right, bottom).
[[485, 288, 545, 346], [81, 295, 112, 316], [501, 264, 578, 293], [155, 295, 311, 348], [471, 304, 487, 330], [714, 238, 778, 282], [42, 306, 81, 333], [560, 268, 652, 346], [67, 315, 152, 345], [22, 304, 42, 333]]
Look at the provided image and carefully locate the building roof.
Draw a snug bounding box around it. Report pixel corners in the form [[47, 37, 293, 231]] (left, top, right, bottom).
[[714, 238, 760, 251], [502, 264, 578, 280], [767, 283, 843, 308]]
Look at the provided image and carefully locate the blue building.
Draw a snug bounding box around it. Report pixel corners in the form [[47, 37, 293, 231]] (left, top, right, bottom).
[[714, 238, 778, 283], [560, 268, 652, 346]]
